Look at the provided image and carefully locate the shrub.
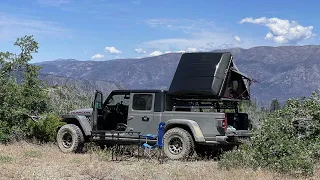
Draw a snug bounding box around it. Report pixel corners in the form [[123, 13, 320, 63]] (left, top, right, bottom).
[[0, 155, 14, 163], [219, 90, 320, 177], [26, 113, 66, 143], [0, 121, 11, 143], [239, 100, 269, 129]]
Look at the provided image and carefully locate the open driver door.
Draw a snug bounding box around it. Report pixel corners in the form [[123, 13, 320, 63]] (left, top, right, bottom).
[[92, 90, 103, 131]]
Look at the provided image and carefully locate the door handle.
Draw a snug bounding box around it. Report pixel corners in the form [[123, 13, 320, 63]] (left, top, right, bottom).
[[142, 116, 149, 121], [128, 116, 133, 121]]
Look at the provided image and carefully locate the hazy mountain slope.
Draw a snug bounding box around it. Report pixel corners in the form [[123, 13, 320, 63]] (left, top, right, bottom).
[[36, 46, 320, 105], [36, 53, 182, 90], [39, 74, 126, 96], [217, 46, 320, 102]]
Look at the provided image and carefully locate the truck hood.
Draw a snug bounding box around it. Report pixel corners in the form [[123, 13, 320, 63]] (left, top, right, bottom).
[[69, 108, 93, 116]]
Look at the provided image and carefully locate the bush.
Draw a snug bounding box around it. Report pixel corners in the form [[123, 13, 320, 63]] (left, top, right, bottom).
[[0, 121, 11, 143], [26, 114, 66, 143], [239, 100, 269, 129], [219, 91, 320, 177]]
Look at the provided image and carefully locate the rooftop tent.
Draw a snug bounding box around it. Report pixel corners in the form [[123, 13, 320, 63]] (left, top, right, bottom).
[[168, 52, 251, 100], [224, 63, 252, 100]]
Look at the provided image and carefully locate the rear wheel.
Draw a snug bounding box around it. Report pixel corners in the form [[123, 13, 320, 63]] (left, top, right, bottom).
[[163, 127, 194, 160], [57, 124, 84, 153]]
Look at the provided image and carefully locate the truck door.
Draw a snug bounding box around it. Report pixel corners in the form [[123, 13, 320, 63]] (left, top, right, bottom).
[[127, 93, 155, 136], [92, 90, 103, 131]]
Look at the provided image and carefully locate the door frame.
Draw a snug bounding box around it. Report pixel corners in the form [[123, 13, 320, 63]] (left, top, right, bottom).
[[92, 90, 103, 131]]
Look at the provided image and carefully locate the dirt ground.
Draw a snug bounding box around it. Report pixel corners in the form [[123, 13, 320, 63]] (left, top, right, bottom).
[[0, 142, 319, 180]]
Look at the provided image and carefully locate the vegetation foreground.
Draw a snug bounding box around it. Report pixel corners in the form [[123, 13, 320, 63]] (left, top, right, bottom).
[[0, 142, 317, 180]]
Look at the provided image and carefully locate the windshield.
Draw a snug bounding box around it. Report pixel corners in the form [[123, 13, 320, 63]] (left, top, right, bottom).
[[106, 93, 130, 106]]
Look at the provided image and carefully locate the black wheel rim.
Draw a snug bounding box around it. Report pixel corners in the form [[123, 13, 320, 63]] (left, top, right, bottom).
[[62, 132, 73, 149], [168, 136, 183, 155]]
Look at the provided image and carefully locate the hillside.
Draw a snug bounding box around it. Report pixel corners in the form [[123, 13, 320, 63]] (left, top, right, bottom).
[[36, 46, 320, 105], [39, 73, 126, 96], [38, 74, 126, 114]]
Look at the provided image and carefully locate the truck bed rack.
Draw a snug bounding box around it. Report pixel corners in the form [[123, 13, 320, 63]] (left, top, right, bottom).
[[173, 97, 243, 102], [169, 96, 242, 112]]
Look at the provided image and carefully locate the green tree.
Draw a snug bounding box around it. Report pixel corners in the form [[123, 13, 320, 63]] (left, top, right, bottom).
[[0, 35, 49, 142], [270, 98, 281, 112]]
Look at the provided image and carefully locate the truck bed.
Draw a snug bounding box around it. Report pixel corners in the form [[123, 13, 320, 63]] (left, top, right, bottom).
[[161, 111, 251, 144]]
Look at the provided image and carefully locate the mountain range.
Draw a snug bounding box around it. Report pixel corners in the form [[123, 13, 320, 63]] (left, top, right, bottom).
[[39, 73, 126, 97], [35, 45, 320, 107]]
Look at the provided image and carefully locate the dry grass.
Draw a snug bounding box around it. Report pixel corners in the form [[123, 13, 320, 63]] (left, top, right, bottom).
[[0, 142, 319, 180]]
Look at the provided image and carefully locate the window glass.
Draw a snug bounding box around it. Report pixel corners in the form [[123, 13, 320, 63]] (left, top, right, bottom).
[[107, 94, 130, 106], [95, 92, 103, 109], [132, 94, 153, 110]]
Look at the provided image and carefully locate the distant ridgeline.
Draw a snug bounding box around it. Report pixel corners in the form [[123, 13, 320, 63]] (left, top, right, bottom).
[[36, 46, 320, 106]]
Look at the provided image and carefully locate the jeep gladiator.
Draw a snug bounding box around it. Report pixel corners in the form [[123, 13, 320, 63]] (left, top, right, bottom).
[[56, 52, 253, 159]]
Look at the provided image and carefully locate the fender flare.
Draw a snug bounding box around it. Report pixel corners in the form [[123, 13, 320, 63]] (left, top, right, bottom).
[[60, 115, 92, 136], [165, 119, 205, 142]]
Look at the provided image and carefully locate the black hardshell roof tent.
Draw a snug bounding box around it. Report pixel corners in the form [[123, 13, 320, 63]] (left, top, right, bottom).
[[168, 52, 252, 100]]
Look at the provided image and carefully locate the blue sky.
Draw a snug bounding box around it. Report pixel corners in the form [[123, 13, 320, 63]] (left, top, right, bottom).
[[0, 0, 319, 63]]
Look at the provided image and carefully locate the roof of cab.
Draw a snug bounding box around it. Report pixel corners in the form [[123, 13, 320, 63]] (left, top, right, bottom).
[[111, 89, 166, 94]]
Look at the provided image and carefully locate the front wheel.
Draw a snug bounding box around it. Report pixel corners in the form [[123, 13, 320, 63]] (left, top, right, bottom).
[[163, 127, 194, 160], [57, 124, 84, 153]]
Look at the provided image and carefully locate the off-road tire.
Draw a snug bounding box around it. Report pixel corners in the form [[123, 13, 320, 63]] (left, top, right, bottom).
[[57, 124, 84, 153], [163, 127, 194, 160]]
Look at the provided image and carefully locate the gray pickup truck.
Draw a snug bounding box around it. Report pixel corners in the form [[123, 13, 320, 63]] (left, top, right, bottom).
[[56, 52, 253, 160]]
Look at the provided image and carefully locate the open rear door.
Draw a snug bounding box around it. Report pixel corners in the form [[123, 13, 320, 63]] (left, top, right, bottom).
[[92, 90, 103, 131]]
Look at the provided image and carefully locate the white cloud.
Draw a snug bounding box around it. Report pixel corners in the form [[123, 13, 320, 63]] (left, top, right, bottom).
[[141, 18, 262, 53], [142, 31, 257, 52], [186, 47, 197, 52], [164, 47, 197, 54], [234, 36, 242, 43], [105, 46, 122, 54], [134, 48, 147, 54], [239, 17, 315, 44], [145, 18, 216, 33], [149, 51, 163, 56], [0, 13, 68, 40], [239, 17, 268, 24], [91, 54, 104, 59], [37, 0, 72, 7], [132, 0, 141, 4]]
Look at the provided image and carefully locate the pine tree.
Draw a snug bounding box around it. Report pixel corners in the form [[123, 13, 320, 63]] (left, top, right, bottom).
[[270, 98, 281, 112]]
